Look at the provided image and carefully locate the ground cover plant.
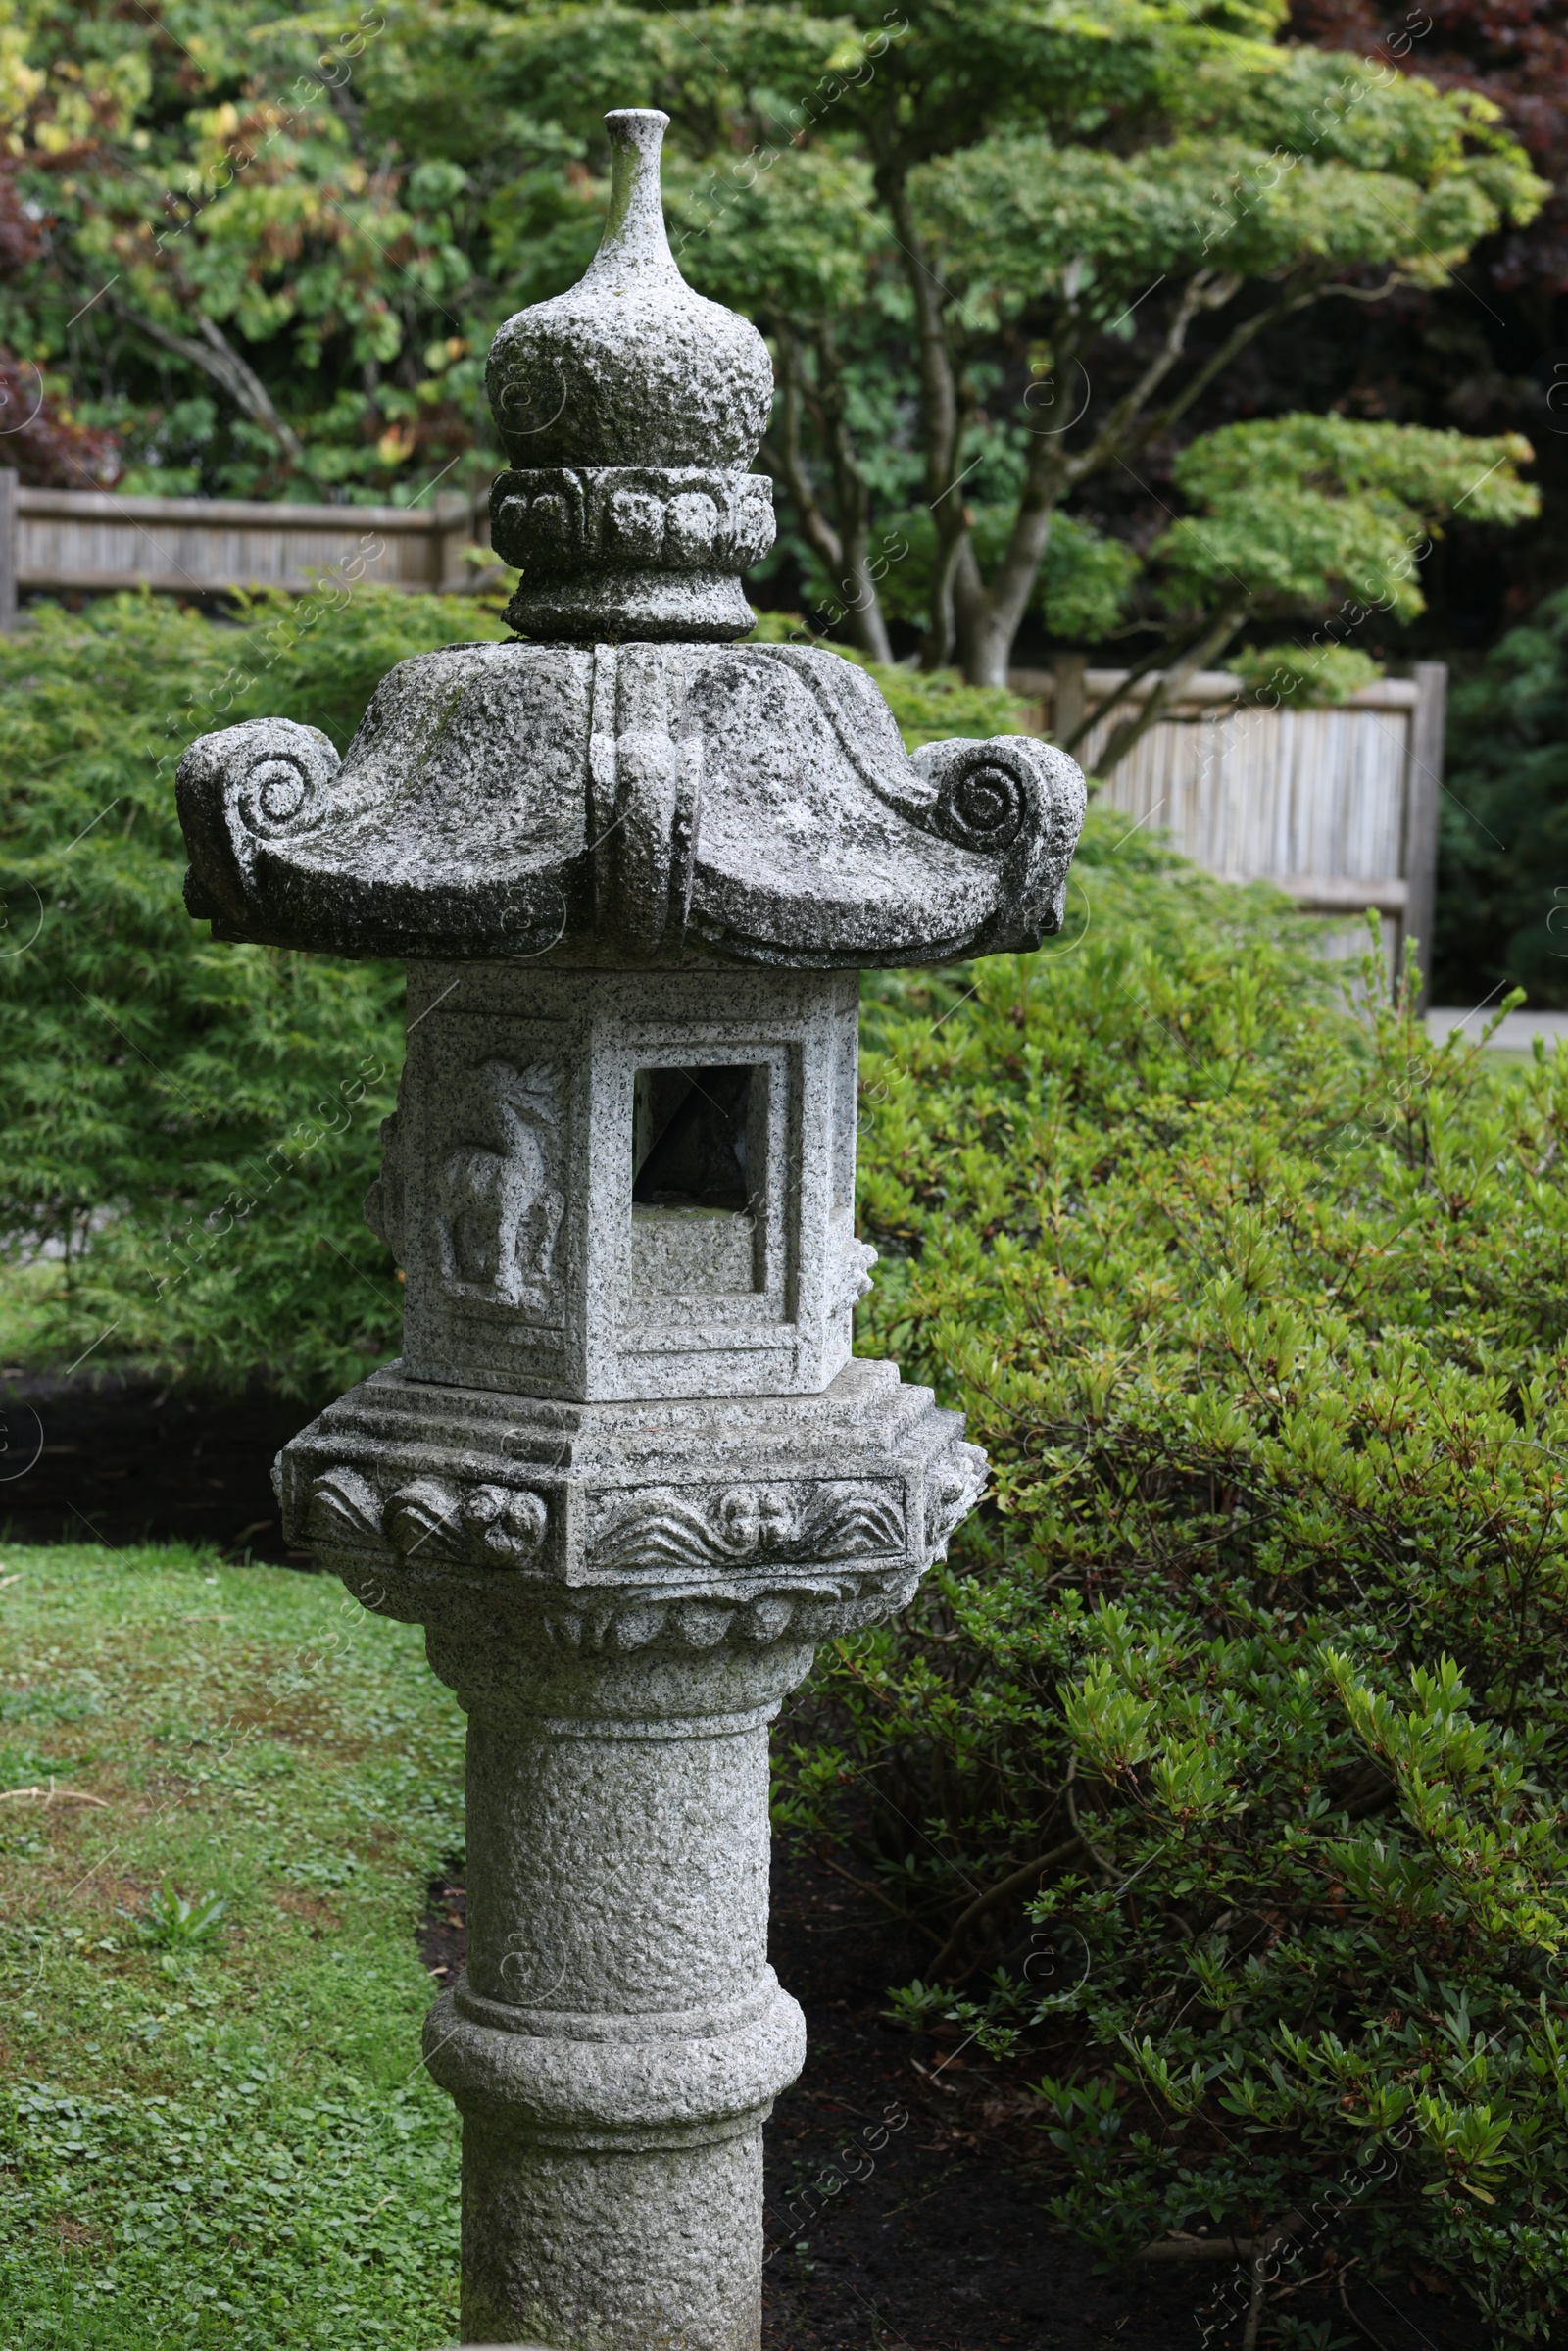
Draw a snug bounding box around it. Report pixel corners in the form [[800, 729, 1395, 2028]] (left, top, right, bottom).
[[0, 1538, 466, 2347], [778, 858, 1568, 2344]]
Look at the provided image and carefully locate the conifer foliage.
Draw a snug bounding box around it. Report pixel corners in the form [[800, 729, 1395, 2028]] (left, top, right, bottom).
[[0, 588, 507, 1397]]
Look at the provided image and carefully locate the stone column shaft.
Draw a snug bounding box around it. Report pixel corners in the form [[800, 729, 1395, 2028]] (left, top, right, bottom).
[[423, 1650, 809, 2349], [460, 1707, 771, 2019]]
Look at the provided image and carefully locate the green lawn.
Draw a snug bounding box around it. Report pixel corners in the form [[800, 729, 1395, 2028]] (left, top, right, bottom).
[[0, 1542, 466, 2349]]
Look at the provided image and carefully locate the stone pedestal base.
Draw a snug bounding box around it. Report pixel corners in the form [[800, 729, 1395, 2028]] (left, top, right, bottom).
[[275, 1354, 986, 1660], [436, 1992, 800, 2350], [275, 1358, 984, 2349]]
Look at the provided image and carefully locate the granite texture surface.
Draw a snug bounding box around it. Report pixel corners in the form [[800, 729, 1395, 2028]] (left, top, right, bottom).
[[363, 961, 869, 1402], [184, 97, 1085, 2351], [487, 108, 773, 643], [177, 640, 1086, 968], [277, 1356, 986, 1662], [485, 111, 773, 474]]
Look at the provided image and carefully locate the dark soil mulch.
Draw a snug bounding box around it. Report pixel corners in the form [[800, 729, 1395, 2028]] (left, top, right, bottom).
[[0, 1367, 1492, 2348], [417, 1850, 1488, 2351], [0, 1369, 311, 1562]]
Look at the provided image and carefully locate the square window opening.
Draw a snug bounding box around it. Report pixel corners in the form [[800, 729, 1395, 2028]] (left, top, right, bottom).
[[631, 1064, 759, 1214], [629, 1063, 767, 1303]]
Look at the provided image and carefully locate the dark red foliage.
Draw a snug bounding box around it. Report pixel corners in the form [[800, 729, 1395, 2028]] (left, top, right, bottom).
[[0, 154, 119, 486], [1291, 0, 1568, 292], [0, 351, 120, 488]]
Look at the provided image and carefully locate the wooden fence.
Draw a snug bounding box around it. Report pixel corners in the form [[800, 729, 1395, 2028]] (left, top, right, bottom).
[[0, 473, 494, 623], [1013, 657, 1447, 975], [0, 478, 1446, 974]]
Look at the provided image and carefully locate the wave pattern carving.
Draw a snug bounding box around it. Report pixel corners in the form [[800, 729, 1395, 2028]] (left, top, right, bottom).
[[586, 1478, 905, 1577]]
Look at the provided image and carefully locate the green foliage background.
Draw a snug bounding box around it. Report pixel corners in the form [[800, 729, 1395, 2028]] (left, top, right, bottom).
[[0, 0, 1545, 705], [0, 587, 510, 1397], [1434, 586, 1568, 1010], [775, 860, 1568, 2338]]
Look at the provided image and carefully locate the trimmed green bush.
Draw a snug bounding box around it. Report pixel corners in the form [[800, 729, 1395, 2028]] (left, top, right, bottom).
[[1229, 641, 1383, 707], [778, 834, 1568, 2342], [0, 589, 509, 1398], [1436, 585, 1568, 1010]]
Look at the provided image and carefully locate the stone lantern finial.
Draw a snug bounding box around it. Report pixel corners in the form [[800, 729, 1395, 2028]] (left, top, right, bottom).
[[487, 108, 777, 640]]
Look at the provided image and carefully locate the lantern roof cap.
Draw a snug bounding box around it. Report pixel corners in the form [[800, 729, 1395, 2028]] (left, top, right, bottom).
[[172, 110, 1087, 970], [486, 110, 773, 477], [485, 110, 778, 641], [176, 643, 1087, 970]]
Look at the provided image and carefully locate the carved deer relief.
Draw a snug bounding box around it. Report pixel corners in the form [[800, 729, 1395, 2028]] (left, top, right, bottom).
[[437, 1058, 566, 1314]]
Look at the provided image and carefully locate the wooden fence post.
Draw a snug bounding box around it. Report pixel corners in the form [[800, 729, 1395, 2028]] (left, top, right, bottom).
[[0, 468, 18, 633], [1402, 661, 1447, 1005], [1052, 651, 1086, 747], [433, 492, 469, 591]]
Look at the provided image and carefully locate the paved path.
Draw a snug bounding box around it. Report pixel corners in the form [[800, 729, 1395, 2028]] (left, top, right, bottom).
[[1427, 1005, 1568, 1049]]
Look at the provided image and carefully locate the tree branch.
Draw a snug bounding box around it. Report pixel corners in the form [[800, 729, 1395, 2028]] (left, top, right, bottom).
[[957, 319, 1097, 676], [878, 165, 959, 509], [962, 274, 1219, 685], [816, 1851, 945, 1940], [1063, 612, 1218, 756], [117, 301, 304, 462], [1138, 2214, 1307, 2263], [1125, 275, 1331, 460], [758, 321, 891, 661], [923, 1834, 1081, 1983], [759, 325, 843, 573], [1094, 590, 1250, 779], [876, 149, 978, 669], [1059, 276, 1217, 497], [815, 318, 894, 662]]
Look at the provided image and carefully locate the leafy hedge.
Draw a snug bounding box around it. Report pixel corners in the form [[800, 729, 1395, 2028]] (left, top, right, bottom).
[[1436, 585, 1568, 1011], [0, 594, 1034, 1396], [0, 588, 515, 1397], [779, 847, 1568, 2343]]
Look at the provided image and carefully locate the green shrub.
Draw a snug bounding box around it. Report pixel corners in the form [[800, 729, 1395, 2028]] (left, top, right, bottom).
[[1435, 584, 1568, 1009], [1229, 641, 1384, 707], [852, 656, 1030, 751], [0, 588, 509, 1398], [778, 835, 1568, 2341]]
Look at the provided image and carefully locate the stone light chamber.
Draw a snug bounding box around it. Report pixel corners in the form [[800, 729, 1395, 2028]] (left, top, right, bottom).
[[174, 107, 1086, 2351]]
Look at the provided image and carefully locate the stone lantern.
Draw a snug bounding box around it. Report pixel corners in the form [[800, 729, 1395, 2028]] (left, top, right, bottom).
[[175, 108, 1085, 2351]]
